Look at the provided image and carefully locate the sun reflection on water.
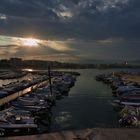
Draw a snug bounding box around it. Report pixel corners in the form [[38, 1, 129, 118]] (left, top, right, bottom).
[[55, 112, 72, 125], [22, 68, 33, 72]]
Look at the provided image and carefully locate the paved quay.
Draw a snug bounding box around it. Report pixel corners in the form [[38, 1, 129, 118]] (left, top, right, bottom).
[[1, 128, 140, 140]]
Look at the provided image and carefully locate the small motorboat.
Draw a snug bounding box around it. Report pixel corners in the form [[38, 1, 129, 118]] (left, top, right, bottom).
[[119, 94, 140, 100], [0, 108, 38, 136], [119, 106, 140, 127], [114, 99, 140, 107]]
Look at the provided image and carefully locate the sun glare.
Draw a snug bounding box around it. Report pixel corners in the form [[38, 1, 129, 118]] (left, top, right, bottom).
[[21, 38, 40, 47]]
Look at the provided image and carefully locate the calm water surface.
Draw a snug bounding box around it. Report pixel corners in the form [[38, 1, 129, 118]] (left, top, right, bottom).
[[51, 69, 120, 131]]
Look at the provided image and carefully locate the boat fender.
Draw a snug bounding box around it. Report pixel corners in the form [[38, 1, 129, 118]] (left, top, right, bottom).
[[132, 116, 138, 126]]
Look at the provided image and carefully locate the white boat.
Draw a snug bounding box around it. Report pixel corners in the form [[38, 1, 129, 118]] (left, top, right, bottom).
[[0, 108, 38, 136], [114, 99, 140, 107]]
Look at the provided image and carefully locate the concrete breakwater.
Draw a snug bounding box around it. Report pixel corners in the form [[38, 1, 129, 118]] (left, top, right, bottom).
[[2, 128, 140, 140]]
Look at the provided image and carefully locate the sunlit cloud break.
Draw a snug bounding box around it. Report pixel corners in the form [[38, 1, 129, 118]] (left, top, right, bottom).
[[13, 37, 41, 47], [43, 40, 74, 51], [0, 13, 7, 20], [0, 35, 73, 51], [0, 35, 76, 60]]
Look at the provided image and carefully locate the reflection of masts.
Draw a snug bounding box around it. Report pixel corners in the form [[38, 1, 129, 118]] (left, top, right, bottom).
[[48, 65, 52, 95]]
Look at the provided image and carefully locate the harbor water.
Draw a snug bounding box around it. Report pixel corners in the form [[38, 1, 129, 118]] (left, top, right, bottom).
[[51, 69, 120, 131]]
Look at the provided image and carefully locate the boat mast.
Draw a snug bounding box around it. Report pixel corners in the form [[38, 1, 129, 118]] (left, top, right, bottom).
[[48, 65, 52, 95]]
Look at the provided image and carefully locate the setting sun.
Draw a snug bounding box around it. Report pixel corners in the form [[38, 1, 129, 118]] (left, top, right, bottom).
[[21, 38, 40, 47]]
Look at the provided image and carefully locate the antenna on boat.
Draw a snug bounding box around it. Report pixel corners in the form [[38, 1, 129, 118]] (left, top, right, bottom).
[[48, 65, 52, 95]]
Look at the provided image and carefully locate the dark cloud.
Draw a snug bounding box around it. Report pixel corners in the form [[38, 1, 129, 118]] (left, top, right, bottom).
[[0, 0, 140, 61], [0, 0, 139, 40]]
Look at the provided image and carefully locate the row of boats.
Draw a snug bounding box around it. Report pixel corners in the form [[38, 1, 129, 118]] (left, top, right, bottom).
[[95, 72, 140, 127], [0, 74, 49, 98], [0, 70, 27, 80], [0, 71, 78, 136]]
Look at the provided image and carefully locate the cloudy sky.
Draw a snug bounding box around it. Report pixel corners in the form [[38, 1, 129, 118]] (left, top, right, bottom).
[[0, 0, 140, 63]]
